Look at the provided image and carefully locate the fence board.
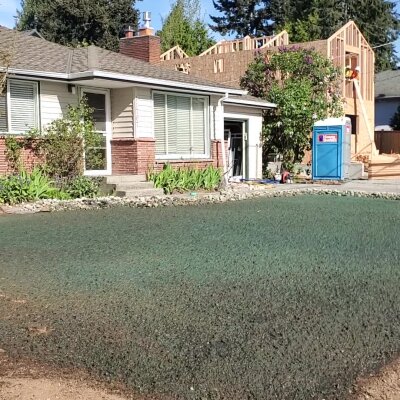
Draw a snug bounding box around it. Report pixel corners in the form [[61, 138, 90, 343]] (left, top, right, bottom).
[[374, 131, 400, 154]]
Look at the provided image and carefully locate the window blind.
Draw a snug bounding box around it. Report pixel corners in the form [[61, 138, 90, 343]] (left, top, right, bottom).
[[9, 80, 38, 133]]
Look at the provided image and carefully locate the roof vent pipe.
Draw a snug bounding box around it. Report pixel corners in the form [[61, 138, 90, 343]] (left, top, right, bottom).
[[143, 12, 151, 29]]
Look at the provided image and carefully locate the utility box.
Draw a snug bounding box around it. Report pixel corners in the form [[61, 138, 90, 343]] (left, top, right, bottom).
[[312, 117, 352, 180]]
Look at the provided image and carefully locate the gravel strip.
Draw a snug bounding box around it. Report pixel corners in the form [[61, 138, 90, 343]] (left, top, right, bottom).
[[1, 184, 399, 215]]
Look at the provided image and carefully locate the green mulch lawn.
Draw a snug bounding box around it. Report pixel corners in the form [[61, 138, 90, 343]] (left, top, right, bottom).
[[1, 196, 400, 399]]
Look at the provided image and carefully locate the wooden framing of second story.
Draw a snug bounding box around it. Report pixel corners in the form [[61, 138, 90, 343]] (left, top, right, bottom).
[[160, 21, 375, 157]]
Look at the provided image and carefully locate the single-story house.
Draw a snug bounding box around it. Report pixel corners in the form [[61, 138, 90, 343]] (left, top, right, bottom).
[[375, 68, 400, 130], [0, 24, 275, 180]]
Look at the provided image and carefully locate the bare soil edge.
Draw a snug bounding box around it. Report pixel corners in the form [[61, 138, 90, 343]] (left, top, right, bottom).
[[1, 351, 399, 400], [0, 352, 156, 400], [351, 357, 400, 400]]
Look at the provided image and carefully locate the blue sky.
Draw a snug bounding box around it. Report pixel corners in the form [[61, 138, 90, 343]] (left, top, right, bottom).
[[0, 0, 222, 35], [0, 0, 399, 54]]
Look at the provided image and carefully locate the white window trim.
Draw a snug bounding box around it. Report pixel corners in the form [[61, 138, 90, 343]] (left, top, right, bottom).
[[80, 87, 112, 176], [4, 79, 40, 134], [153, 90, 211, 160]]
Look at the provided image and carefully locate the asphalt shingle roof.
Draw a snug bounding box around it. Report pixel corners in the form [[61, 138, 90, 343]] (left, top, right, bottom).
[[375, 69, 400, 98], [0, 27, 238, 91]]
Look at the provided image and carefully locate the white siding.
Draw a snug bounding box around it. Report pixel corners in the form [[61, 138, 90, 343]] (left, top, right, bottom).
[[224, 105, 264, 179], [134, 87, 154, 138], [111, 88, 134, 138], [40, 81, 78, 128], [211, 95, 224, 141]]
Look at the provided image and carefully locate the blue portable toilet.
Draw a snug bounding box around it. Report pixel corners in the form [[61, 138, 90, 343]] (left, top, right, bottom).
[[312, 117, 352, 180]]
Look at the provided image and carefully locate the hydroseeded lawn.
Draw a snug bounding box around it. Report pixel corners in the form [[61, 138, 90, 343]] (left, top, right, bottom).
[[1, 196, 399, 399]]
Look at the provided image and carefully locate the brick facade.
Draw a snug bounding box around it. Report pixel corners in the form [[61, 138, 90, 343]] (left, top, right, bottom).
[[119, 35, 161, 65], [153, 140, 225, 171], [0, 137, 42, 174], [0, 137, 226, 176], [112, 139, 227, 174], [111, 138, 156, 175]]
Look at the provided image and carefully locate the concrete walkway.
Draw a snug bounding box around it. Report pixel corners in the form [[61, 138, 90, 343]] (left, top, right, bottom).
[[339, 179, 400, 194], [264, 179, 400, 195]]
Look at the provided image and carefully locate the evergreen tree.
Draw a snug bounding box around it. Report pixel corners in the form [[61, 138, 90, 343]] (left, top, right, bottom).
[[16, 0, 140, 51], [158, 0, 214, 56], [315, 0, 399, 70], [282, 11, 322, 42], [210, 0, 273, 37], [211, 0, 399, 70]]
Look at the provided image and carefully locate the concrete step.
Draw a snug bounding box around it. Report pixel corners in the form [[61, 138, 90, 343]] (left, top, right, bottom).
[[115, 188, 165, 198], [115, 182, 156, 191], [106, 175, 147, 184]]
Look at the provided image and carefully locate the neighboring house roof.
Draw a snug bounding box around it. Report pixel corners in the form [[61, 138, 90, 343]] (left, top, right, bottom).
[[0, 27, 249, 96], [375, 69, 400, 98]]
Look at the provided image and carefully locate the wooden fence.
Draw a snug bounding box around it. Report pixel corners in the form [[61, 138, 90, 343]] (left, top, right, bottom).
[[374, 131, 400, 154]]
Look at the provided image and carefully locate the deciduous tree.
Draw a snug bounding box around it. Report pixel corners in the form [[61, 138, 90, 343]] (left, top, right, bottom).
[[16, 0, 140, 51], [241, 48, 343, 169]]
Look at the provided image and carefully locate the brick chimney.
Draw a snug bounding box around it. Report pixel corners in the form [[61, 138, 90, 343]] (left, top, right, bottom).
[[119, 12, 161, 65]]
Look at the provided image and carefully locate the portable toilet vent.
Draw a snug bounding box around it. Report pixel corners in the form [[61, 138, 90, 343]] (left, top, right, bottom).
[[312, 117, 352, 180]]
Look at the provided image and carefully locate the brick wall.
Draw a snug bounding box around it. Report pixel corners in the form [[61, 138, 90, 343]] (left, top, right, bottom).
[[0, 137, 42, 175], [119, 35, 161, 65], [150, 140, 227, 172], [0, 137, 228, 176], [111, 138, 156, 175]]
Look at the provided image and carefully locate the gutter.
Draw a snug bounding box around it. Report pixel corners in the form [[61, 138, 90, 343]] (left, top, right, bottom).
[[223, 98, 276, 109], [3, 68, 247, 96]]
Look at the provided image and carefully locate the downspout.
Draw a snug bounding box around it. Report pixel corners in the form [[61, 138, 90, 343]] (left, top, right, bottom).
[[217, 93, 229, 186]]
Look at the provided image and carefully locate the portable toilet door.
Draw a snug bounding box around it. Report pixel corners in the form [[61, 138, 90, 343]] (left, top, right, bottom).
[[312, 117, 351, 180]]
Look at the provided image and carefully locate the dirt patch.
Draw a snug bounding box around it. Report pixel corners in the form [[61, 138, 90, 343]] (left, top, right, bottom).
[[2, 352, 400, 400], [0, 353, 140, 400], [0, 378, 129, 400], [353, 358, 400, 400]]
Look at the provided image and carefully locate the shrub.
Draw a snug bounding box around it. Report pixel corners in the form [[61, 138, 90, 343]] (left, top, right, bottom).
[[64, 176, 100, 199], [148, 164, 221, 194], [0, 167, 63, 204], [35, 101, 104, 180], [3, 100, 103, 180], [241, 48, 343, 167]]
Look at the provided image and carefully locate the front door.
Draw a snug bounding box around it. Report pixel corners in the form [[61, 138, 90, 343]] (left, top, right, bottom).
[[82, 88, 112, 176], [225, 120, 248, 179], [230, 133, 243, 177]]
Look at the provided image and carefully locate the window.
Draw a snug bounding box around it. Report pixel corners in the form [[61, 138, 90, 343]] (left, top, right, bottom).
[[214, 59, 224, 73], [0, 79, 39, 133], [153, 92, 209, 158], [0, 91, 7, 132]]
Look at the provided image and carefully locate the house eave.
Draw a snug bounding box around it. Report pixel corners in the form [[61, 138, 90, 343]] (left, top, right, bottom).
[[3, 68, 247, 96], [223, 98, 276, 109]]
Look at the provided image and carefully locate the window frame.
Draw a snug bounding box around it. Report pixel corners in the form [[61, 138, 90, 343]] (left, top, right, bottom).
[[1, 78, 40, 134], [152, 90, 210, 160]]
